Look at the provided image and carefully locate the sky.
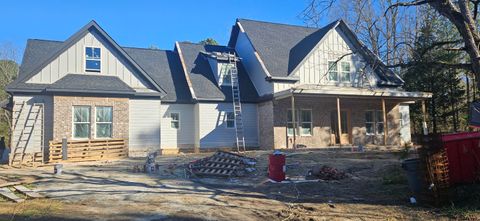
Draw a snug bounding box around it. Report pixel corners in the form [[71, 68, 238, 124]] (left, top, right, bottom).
[[0, 0, 329, 62]]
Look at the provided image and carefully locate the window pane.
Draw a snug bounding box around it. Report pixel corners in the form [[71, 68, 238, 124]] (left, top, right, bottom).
[[93, 47, 101, 59], [86, 60, 101, 71], [74, 123, 90, 138], [287, 111, 292, 122], [329, 71, 338, 81], [328, 61, 337, 71], [96, 123, 112, 138], [301, 110, 311, 122], [74, 107, 90, 122], [227, 112, 234, 120], [376, 110, 384, 123], [377, 122, 384, 134], [171, 113, 179, 121], [96, 107, 112, 122], [366, 123, 374, 134], [301, 123, 312, 135], [85, 47, 93, 58], [341, 72, 350, 82], [171, 121, 179, 129], [227, 120, 235, 128], [365, 111, 373, 122], [287, 123, 295, 136], [341, 62, 350, 72]]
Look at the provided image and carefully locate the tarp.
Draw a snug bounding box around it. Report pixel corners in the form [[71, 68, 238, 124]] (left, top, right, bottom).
[[469, 101, 480, 127]]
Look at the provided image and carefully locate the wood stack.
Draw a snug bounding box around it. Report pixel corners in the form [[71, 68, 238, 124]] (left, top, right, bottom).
[[187, 151, 256, 177], [48, 139, 127, 163]]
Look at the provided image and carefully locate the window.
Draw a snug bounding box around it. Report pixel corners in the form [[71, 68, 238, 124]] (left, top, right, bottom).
[[300, 110, 312, 135], [96, 106, 112, 138], [376, 110, 384, 135], [170, 113, 179, 129], [85, 47, 101, 72], [73, 106, 91, 139], [226, 112, 235, 128], [287, 109, 312, 136], [365, 110, 384, 135], [327, 61, 338, 82], [340, 62, 351, 82], [219, 63, 234, 86]]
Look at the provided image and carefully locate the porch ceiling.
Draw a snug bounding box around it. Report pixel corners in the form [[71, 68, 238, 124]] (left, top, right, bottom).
[[274, 84, 432, 101]]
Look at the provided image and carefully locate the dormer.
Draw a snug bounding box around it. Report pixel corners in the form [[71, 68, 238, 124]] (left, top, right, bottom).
[[203, 51, 239, 87]]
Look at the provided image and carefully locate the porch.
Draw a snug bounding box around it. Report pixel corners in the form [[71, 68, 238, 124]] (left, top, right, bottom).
[[271, 85, 432, 149]]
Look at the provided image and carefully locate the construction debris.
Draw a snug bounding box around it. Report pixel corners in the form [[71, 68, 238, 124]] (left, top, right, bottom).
[[187, 151, 256, 178], [0, 187, 25, 203], [13, 185, 44, 198], [306, 165, 346, 180]]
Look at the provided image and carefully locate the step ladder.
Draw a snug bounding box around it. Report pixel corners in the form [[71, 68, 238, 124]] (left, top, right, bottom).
[[228, 53, 246, 152], [9, 103, 44, 166]]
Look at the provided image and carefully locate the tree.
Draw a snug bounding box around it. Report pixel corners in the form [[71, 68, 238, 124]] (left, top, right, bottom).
[[0, 43, 19, 144], [198, 38, 219, 45]]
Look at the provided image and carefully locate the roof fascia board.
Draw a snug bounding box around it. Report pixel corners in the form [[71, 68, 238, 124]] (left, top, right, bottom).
[[288, 20, 341, 77], [175, 42, 198, 101], [236, 21, 272, 78]]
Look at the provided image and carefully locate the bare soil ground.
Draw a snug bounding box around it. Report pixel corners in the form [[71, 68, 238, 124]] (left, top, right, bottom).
[[0, 149, 477, 220]]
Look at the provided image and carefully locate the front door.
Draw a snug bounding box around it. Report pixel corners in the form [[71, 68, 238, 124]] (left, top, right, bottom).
[[330, 110, 350, 145]]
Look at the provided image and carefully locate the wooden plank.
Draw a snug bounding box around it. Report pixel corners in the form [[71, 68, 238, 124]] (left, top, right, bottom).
[[0, 187, 25, 203], [13, 185, 44, 198]]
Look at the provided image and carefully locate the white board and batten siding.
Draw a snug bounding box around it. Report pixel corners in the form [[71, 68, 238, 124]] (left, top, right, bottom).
[[274, 26, 380, 93], [26, 29, 153, 91], [11, 95, 53, 154], [234, 31, 273, 96], [129, 99, 161, 155], [197, 103, 258, 148], [160, 103, 196, 149]]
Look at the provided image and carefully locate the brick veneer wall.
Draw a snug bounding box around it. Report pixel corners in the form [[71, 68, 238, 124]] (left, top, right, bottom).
[[53, 96, 129, 142], [271, 96, 402, 148]]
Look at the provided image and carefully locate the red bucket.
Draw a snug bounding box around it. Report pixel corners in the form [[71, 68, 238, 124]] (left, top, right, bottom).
[[268, 154, 286, 182]]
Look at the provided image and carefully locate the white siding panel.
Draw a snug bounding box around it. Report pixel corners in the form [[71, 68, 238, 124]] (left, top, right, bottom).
[[198, 103, 258, 148], [26, 30, 153, 91], [160, 103, 195, 148], [11, 95, 53, 156], [235, 31, 273, 96], [129, 99, 161, 152]]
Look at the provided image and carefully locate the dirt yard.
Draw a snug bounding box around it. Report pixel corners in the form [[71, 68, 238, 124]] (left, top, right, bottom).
[[0, 149, 477, 220]]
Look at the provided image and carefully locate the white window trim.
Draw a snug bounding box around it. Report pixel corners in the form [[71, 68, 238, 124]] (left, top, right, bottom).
[[170, 112, 180, 130], [72, 106, 91, 140], [287, 109, 313, 137], [94, 106, 113, 139], [84, 46, 101, 73], [376, 110, 385, 135], [225, 111, 235, 129]]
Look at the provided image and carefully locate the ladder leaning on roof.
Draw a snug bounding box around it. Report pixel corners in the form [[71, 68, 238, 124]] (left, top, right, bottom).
[[228, 53, 246, 153]]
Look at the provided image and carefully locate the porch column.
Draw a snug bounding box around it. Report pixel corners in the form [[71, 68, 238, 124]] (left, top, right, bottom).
[[422, 100, 428, 135], [382, 98, 388, 146], [337, 97, 342, 147], [291, 93, 296, 149]]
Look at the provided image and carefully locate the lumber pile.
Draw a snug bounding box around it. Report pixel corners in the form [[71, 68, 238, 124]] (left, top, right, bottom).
[[187, 151, 256, 177]]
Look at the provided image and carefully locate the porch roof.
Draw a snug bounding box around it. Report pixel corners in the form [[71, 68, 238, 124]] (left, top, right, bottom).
[[274, 84, 432, 101]]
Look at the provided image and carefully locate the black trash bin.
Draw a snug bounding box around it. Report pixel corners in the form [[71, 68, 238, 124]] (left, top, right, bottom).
[[402, 158, 425, 194]]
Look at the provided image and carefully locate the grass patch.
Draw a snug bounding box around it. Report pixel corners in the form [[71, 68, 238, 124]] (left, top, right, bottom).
[[382, 165, 407, 185], [439, 184, 480, 219]]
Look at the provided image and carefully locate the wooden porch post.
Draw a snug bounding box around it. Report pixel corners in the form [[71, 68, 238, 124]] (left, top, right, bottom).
[[422, 100, 428, 135], [337, 97, 342, 147], [291, 93, 296, 149], [382, 98, 388, 146]]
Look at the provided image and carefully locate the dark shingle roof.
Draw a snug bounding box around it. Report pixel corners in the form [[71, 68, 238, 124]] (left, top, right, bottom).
[[230, 18, 403, 86], [46, 74, 135, 94], [123, 47, 192, 102], [176, 42, 259, 102]]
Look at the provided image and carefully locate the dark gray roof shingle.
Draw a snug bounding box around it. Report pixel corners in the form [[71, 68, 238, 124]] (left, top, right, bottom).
[[46, 74, 135, 94], [177, 42, 259, 102]]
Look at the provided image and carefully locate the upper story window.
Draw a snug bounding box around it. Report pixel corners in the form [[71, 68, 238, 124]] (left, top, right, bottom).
[[218, 63, 234, 86], [85, 47, 101, 72], [328, 61, 351, 83], [170, 112, 180, 129], [226, 112, 235, 128]]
